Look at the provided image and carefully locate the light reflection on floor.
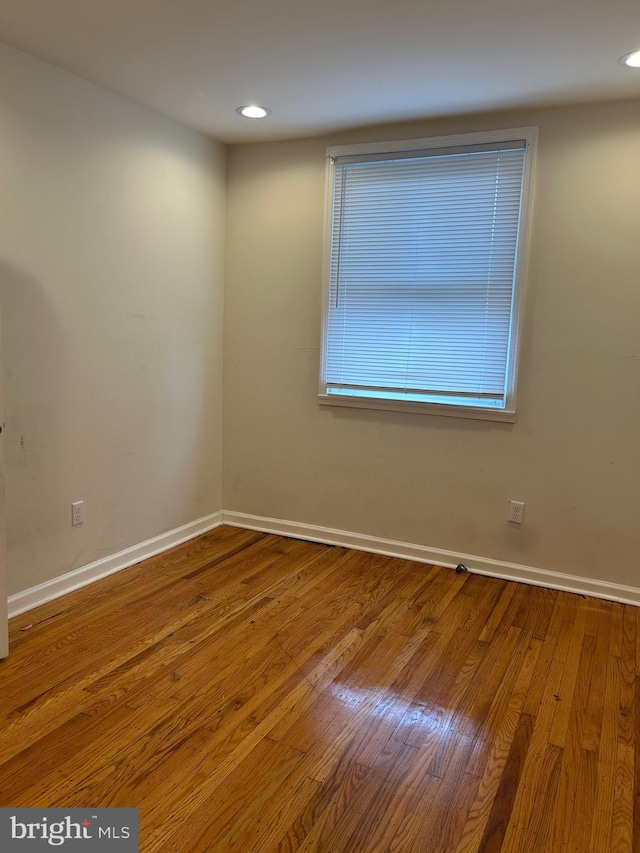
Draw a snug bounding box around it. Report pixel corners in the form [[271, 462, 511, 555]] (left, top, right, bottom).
[[325, 681, 463, 745]]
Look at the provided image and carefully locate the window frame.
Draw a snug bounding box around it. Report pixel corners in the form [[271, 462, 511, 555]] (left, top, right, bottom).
[[318, 126, 538, 422]]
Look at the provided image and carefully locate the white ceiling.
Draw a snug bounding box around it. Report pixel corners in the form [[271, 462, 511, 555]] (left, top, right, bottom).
[[1, 0, 639, 143]]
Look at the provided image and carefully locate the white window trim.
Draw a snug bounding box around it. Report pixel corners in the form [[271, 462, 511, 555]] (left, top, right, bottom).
[[318, 126, 538, 423]]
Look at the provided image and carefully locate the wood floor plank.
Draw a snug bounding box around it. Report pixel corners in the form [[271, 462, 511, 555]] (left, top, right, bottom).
[[521, 743, 564, 853], [274, 754, 371, 852], [463, 627, 538, 779], [634, 675, 640, 853], [618, 605, 636, 747], [589, 651, 623, 851], [323, 742, 421, 853], [473, 711, 535, 853], [582, 599, 615, 753], [0, 526, 636, 851], [549, 626, 597, 851], [565, 747, 598, 853], [454, 638, 542, 853], [611, 742, 634, 853], [415, 733, 481, 853]]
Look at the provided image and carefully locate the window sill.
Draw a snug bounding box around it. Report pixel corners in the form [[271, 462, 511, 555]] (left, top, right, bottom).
[[318, 393, 516, 423]]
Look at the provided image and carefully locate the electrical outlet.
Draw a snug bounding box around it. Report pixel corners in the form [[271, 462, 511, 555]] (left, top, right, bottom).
[[72, 500, 84, 526], [507, 500, 525, 524]]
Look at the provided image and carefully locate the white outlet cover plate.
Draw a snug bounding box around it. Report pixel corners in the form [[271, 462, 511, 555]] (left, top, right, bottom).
[[72, 501, 84, 526], [507, 500, 525, 523]]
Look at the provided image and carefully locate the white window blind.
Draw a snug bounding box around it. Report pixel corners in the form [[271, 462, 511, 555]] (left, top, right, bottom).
[[321, 131, 535, 418]]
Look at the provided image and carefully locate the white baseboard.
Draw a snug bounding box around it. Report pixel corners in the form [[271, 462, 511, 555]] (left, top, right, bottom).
[[9, 508, 640, 619], [8, 512, 223, 619], [223, 511, 640, 607]]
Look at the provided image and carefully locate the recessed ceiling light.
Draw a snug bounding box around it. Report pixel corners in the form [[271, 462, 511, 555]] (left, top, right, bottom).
[[236, 105, 272, 119], [618, 50, 640, 67]]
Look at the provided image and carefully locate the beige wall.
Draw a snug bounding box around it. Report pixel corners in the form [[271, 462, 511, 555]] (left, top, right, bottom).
[[224, 98, 640, 587], [0, 45, 225, 595], [2, 46, 638, 600]]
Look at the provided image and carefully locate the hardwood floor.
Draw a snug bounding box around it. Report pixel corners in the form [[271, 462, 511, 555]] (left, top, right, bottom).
[[1, 525, 637, 851]]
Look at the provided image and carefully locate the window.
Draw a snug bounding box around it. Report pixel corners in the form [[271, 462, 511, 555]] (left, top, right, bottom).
[[319, 128, 537, 421]]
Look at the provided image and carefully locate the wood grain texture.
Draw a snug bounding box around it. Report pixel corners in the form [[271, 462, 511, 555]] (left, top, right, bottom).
[[0, 525, 636, 851]]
